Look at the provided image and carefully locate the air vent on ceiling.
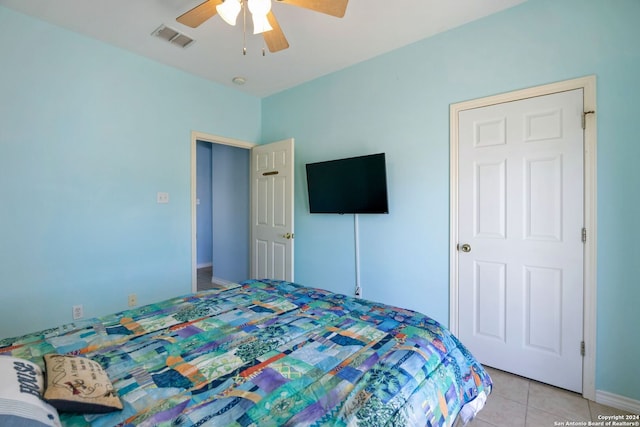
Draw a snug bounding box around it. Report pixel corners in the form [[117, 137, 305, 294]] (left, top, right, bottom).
[[152, 24, 195, 48]]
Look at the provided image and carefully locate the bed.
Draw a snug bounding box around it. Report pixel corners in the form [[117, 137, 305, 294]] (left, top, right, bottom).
[[0, 279, 491, 426]]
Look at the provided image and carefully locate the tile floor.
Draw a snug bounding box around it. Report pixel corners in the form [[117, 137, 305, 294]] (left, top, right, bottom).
[[196, 268, 637, 426], [197, 266, 214, 290], [471, 366, 637, 426]]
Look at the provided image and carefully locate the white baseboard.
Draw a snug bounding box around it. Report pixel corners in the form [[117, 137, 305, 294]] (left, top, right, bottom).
[[596, 390, 640, 414], [211, 276, 235, 286], [197, 262, 213, 269]]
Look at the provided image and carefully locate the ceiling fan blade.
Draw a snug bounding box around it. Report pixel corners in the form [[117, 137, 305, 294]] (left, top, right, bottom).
[[176, 0, 224, 28], [276, 0, 348, 18], [263, 12, 289, 52]]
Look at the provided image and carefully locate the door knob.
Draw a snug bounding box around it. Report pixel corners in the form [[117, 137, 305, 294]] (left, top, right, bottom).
[[283, 233, 294, 240], [459, 243, 471, 253]]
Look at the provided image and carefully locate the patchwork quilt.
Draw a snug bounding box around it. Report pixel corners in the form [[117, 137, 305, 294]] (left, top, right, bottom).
[[0, 280, 492, 426]]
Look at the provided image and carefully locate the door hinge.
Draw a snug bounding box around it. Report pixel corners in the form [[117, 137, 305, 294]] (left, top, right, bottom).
[[581, 341, 586, 357], [582, 228, 587, 243], [582, 110, 595, 129]]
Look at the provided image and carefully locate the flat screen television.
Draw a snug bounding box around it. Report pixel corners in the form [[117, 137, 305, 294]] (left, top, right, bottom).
[[305, 153, 389, 214]]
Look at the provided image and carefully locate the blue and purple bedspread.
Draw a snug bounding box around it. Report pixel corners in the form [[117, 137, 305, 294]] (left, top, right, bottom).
[[1, 280, 491, 426]]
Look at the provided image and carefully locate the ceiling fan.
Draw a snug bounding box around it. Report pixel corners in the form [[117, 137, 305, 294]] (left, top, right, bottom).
[[176, 0, 349, 53]]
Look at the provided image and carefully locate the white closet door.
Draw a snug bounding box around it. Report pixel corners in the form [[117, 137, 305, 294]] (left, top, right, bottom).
[[458, 89, 584, 392]]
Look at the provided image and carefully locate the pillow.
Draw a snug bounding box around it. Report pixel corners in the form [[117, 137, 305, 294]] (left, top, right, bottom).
[[43, 354, 122, 413], [0, 356, 61, 427]]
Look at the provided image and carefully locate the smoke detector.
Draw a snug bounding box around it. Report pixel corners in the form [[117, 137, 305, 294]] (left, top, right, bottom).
[[232, 76, 247, 85]]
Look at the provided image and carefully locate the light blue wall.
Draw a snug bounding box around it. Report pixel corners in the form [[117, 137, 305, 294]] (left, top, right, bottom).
[[196, 141, 213, 266], [211, 144, 250, 283], [0, 6, 261, 339], [262, 0, 640, 401], [1, 0, 638, 403]]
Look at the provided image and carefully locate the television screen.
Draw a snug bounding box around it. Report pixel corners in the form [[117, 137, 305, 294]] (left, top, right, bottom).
[[305, 153, 389, 214]]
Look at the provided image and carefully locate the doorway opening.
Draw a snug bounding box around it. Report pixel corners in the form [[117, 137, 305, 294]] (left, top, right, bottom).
[[190, 131, 256, 292]]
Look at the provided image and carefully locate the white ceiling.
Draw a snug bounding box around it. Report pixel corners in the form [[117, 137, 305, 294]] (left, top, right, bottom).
[[0, 0, 526, 97]]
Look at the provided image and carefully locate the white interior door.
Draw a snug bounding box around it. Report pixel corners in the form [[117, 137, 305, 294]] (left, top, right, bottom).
[[251, 138, 294, 281], [457, 89, 585, 392]]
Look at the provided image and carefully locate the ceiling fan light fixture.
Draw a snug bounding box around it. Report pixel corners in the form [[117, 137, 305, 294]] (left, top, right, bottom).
[[248, 0, 273, 34], [177, 0, 349, 55], [216, 0, 242, 26], [251, 14, 273, 34]]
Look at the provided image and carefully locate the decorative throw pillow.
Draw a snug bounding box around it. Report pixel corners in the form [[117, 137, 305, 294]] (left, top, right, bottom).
[[0, 356, 61, 427], [43, 354, 122, 413]]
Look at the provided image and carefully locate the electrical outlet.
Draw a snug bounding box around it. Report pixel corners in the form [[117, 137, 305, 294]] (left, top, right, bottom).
[[72, 305, 83, 320], [128, 294, 138, 307], [157, 192, 169, 204]]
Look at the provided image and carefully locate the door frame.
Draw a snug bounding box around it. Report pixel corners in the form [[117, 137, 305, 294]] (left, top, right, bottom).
[[448, 76, 597, 399], [190, 130, 256, 293]]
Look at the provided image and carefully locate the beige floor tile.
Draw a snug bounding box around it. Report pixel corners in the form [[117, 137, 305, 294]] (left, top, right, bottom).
[[477, 393, 527, 427], [468, 418, 499, 427], [528, 381, 590, 421], [484, 366, 530, 405], [526, 406, 567, 426], [469, 370, 636, 427]]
